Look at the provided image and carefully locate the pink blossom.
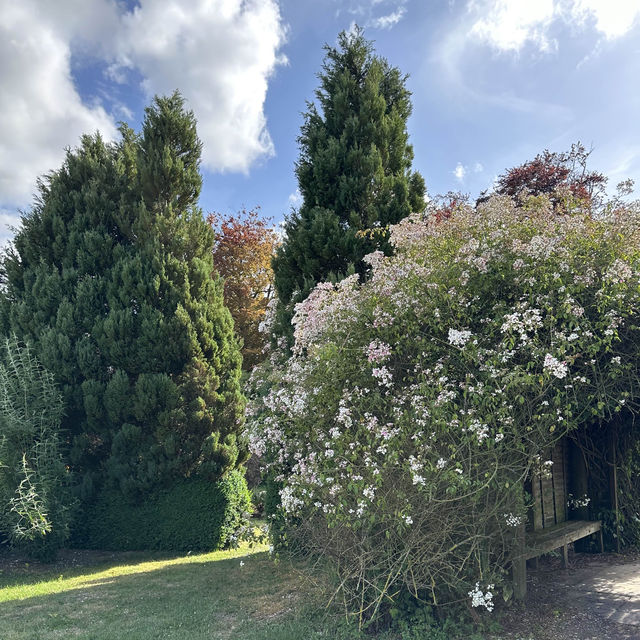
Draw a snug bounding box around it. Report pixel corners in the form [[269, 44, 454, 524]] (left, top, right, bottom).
[[366, 340, 392, 363]]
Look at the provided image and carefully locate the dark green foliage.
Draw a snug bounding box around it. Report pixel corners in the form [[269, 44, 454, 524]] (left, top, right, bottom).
[[272, 27, 425, 342], [0, 92, 245, 499], [263, 473, 284, 538], [0, 336, 72, 560], [571, 413, 640, 551], [72, 469, 251, 551]]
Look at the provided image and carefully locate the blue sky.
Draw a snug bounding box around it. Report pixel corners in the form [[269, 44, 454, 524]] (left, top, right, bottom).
[[1, 0, 639, 244]]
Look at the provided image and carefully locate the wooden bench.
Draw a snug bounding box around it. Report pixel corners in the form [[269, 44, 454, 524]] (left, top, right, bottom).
[[513, 519, 603, 599]]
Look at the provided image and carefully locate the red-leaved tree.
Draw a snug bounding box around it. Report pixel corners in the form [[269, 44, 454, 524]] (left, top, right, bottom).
[[493, 142, 607, 211]]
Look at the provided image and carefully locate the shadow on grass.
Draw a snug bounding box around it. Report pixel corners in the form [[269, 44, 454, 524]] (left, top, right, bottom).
[[0, 548, 356, 640]]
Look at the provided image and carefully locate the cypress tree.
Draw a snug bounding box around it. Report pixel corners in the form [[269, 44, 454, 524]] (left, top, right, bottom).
[[0, 92, 244, 498], [272, 27, 426, 342]]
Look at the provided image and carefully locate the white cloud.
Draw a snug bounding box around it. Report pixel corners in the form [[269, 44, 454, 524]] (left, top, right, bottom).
[[368, 7, 407, 29], [433, 0, 638, 120], [288, 188, 303, 208], [568, 0, 640, 39], [454, 163, 466, 181], [469, 0, 640, 53], [339, 1, 408, 30], [0, 1, 119, 207], [0, 0, 287, 211], [471, 0, 556, 53], [111, 0, 287, 175], [0, 209, 21, 250], [453, 161, 483, 182], [434, 12, 574, 120], [594, 145, 640, 191]]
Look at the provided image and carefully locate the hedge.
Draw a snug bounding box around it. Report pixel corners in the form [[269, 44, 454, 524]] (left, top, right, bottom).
[[72, 470, 251, 552]]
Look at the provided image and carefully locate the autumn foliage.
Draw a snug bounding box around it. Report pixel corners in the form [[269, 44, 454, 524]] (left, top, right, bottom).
[[209, 209, 279, 370], [494, 142, 607, 210]]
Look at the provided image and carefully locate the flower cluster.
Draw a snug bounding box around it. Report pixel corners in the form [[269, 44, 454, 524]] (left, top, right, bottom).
[[543, 353, 568, 379], [504, 513, 523, 527], [468, 582, 495, 612], [567, 494, 591, 509], [448, 328, 472, 347], [366, 340, 392, 363]]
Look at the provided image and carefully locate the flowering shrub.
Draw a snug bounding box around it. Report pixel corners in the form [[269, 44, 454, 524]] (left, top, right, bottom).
[[247, 193, 640, 623]]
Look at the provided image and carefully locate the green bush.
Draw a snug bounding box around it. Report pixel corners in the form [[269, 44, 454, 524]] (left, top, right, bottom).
[[73, 470, 251, 552], [0, 336, 72, 560]]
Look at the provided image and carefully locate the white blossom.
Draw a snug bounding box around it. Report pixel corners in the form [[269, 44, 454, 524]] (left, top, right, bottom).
[[366, 340, 392, 363], [568, 494, 591, 509], [372, 366, 393, 388], [280, 486, 304, 514], [448, 327, 472, 347], [543, 353, 568, 379], [468, 582, 494, 612], [504, 513, 523, 527]]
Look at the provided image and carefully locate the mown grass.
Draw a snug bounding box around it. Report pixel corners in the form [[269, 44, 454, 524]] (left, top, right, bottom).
[[0, 544, 363, 640], [3, 543, 587, 640]]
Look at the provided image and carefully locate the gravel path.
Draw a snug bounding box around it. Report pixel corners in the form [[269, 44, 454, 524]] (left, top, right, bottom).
[[497, 550, 640, 640]]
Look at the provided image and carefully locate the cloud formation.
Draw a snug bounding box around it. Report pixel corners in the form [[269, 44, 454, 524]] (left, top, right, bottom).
[[453, 161, 483, 182], [112, 0, 287, 175], [339, 0, 408, 31], [368, 7, 407, 30], [470, 0, 640, 53], [471, 1, 555, 53], [0, 1, 119, 207], [453, 163, 466, 181], [0, 0, 287, 213], [0, 209, 22, 250], [288, 188, 303, 208]]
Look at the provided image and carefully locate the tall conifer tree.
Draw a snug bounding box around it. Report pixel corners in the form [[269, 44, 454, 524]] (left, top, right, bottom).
[[0, 92, 244, 497], [272, 28, 425, 342]]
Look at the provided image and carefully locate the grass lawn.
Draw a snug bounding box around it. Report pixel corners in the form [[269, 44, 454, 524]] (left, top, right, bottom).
[[3, 542, 625, 640], [0, 544, 361, 640]]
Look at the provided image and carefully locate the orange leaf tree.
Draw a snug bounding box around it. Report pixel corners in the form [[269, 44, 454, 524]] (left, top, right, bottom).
[[208, 209, 279, 370]]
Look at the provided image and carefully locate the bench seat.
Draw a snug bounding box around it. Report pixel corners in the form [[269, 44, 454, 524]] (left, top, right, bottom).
[[525, 519, 603, 561], [513, 519, 603, 599]]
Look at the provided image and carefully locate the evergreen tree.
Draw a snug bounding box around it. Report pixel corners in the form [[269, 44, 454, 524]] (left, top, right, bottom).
[[272, 27, 425, 342], [0, 92, 245, 498]]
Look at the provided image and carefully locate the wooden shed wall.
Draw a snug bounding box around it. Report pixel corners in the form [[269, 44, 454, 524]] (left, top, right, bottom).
[[529, 439, 569, 530]]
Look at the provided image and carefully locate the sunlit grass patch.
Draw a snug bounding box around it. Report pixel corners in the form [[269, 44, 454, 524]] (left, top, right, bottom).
[[0, 544, 267, 603], [0, 543, 358, 640]]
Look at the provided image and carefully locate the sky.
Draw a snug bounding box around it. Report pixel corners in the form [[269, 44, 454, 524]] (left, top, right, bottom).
[[1, 0, 640, 245]]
